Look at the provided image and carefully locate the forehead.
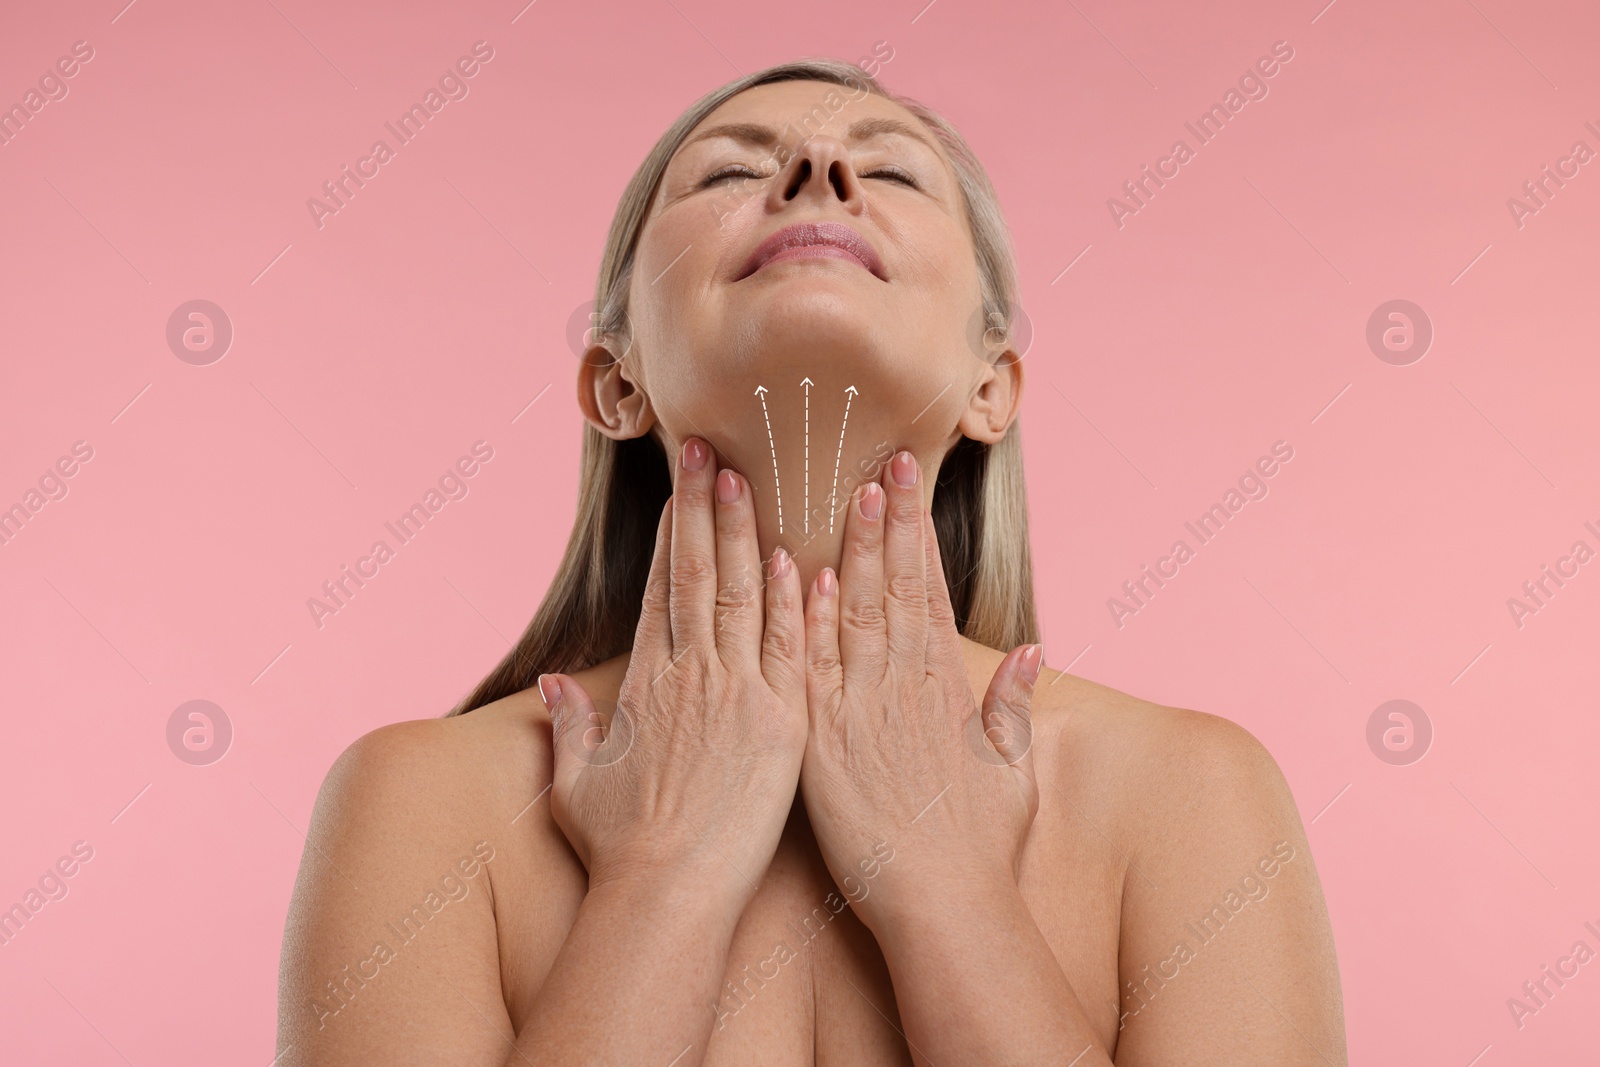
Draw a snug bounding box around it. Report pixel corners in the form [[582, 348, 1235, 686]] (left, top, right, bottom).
[[677, 80, 950, 164]]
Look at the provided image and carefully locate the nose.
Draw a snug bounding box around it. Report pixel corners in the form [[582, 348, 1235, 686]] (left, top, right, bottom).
[[765, 135, 867, 215]]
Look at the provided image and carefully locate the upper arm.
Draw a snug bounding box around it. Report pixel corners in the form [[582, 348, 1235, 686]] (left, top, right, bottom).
[[1112, 710, 1346, 1066], [276, 719, 514, 1066]]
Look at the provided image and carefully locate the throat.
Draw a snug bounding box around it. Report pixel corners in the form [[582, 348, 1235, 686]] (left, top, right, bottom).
[[683, 376, 936, 591]]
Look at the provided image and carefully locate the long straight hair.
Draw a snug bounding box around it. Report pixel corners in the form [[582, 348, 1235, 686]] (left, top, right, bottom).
[[448, 58, 1037, 716]]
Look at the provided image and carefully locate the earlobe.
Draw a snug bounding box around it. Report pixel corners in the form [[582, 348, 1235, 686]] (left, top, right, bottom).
[[577, 344, 656, 441], [956, 351, 1024, 444]]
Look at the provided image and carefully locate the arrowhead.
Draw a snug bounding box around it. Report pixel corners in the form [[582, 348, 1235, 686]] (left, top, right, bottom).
[[754, 385, 767, 396], [845, 385, 858, 396], [800, 377, 814, 388]]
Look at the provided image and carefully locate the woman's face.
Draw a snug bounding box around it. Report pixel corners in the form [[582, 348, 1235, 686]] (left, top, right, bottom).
[[611, 79, 1011, 475]]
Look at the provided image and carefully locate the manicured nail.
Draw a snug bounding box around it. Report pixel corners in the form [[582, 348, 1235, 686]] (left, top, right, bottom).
[[817, 567, 837, 597], [716, 469, 740, 504], [682, 438, 708, 471], [860, 483, 883, 521], [1020, 644, 1043, 686], [891, 450, 917, 487], [537, 673, 562, 710], [768, 547, 790, 579]]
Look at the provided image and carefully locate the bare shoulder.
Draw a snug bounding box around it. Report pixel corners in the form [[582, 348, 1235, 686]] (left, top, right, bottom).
[[1032, 665, 1291, 819], [323, 688, 550, 821], [1030, 662, 1313, 914], [299, 646, 634, 849], [275, 679, 579, 1062], [959, 641, 1259, 795], [1030, 666, 1347, 1064]]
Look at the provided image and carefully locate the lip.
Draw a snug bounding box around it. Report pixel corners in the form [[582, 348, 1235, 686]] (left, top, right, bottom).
[[736, 221, 887, 282]]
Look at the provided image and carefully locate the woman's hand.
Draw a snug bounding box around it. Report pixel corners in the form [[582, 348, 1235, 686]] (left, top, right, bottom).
[[541, 437, 808, 908], [799, 449, 1043, 936]]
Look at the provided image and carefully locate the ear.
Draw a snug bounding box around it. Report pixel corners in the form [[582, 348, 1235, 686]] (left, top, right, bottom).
[[577, 342, 656, 441], [955, 348, 1024, 444]]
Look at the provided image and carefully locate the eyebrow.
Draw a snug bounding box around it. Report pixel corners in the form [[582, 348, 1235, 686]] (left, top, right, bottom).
[[682, 116, 942, 158]]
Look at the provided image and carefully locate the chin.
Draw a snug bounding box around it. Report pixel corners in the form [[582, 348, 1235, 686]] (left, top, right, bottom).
[[731, 285, 887, 369]]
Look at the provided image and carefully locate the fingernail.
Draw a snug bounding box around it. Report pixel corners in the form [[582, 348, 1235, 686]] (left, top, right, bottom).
[[860, 483, 883, 521], [817, 567, 837, 597], [682, 438, 708, 471], [716, 469, 740, 504], [891, 450, 917, 487], [537, 673, 562, 711], [768, 547, 790, 579], [1020, 645, 1043, 686]]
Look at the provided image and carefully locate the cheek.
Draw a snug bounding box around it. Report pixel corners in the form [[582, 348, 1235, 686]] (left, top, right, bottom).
[[882, 205, 972, 294], [891, 269, 986, 375], [640, 191, 751, 286], [627, 258, 702, 365], [631, 211, 742, 339], [881, 222, 985, 353]]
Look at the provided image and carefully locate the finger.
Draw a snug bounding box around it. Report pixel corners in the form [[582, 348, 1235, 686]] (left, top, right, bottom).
[[668, 437, 717, 653], [712, 468, 763, 670], [977, 644, 1042, 775], [922, 508, 963, 662], [541, 672, 591, 808], [760, 547, 805, 695], [836, 480, 886, 684], [803, 566, 843, 722], [636, 498, 675, 654], [880, 450, 928, 669]]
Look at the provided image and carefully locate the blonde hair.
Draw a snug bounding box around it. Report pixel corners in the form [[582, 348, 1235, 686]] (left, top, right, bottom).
[[448, 57, 1036, 716]]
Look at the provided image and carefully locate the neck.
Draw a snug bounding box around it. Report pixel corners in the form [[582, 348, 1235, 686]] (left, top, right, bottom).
[[656, 376, 949, 594]]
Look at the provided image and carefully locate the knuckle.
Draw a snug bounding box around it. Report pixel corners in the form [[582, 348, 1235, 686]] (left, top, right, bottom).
[[849, 521, 882, 556], [989, 704, 1033, 745], [841, 597, 886, 634], [714, 598, 757, 639], [981, 707, 1012, 743], [669, 552, 715, 587], [717, 566, 761, 606], [807, 646, 842, 677], [675, 483, 713, 512], [716, 497, 752, 535], [996, 685, 1033, 715], [888, 499, 922, 527], [884, 572, 926, 605], [763, 624, 803, 665]]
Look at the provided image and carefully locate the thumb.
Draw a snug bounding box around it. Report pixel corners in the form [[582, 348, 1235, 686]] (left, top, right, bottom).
[[977, 644, 1043, 772], [539, 672, 598, 799]]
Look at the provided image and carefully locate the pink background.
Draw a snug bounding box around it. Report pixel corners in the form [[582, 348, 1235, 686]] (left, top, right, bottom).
[[1, 0, 1596, 1061]]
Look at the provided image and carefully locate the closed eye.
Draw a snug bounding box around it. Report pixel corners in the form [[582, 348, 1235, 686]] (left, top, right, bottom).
[[700, 163, 919, 189], [861, 166, 918, 188], [700, 164, 764, 187]]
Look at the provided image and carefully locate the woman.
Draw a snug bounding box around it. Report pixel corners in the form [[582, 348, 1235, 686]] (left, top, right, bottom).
[[276, 58, 1347, 1065]]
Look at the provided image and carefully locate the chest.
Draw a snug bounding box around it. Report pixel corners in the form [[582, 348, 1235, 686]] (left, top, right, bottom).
[[629, 806, 1123, 1066], [492, 687, 1127, 1064]]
